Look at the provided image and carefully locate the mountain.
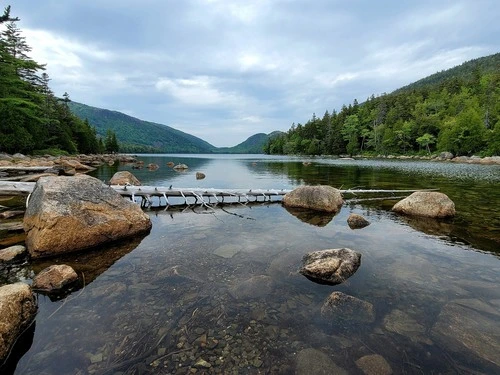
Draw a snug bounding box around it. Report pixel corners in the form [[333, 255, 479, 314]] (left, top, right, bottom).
[[216, 131, 283, 153], [264, 52, 500, 156], [395, 52, 500, 93], [68, 101, 217, 153]]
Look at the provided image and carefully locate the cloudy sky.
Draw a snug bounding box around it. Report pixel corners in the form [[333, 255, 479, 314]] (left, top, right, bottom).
[[7, 0, 500, 147]]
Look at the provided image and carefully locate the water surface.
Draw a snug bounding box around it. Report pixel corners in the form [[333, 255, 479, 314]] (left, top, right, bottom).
[[2, 154, 499, 374]]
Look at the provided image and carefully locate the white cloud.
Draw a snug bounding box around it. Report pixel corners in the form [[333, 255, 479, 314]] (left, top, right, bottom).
[[155, 75, 244, 106]]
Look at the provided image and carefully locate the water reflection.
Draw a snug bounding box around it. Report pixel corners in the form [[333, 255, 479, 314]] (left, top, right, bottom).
[[3, 155, 499, 374], [283, 206, 337, 227]]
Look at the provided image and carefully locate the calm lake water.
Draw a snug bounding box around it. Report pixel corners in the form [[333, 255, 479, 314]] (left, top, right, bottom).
[[1, 154, 499, 374]]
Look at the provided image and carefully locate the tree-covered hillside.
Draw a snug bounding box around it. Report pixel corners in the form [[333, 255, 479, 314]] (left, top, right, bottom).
[[68, 102, 216, 154], [216, 131, 283, 154], [265, 53, 500, 157], [0, 6, 103, 155]]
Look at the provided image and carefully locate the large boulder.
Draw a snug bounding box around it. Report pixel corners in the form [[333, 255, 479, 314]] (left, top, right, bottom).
[[392, 192, 455, 218], [109, 171, 141, 186], [0, 283, 37, 363], [283, 185, 343, 213], [32, 265, 78, 292], [23, 175, 152, 258], [321, 292, 375, 324], [299, 248, 361, 285]]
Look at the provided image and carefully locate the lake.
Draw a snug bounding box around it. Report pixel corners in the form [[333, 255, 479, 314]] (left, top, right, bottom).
[[2, 154, 500, 374]]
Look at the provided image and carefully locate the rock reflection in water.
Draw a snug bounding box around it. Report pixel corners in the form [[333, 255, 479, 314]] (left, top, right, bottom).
[[283, 206, 336, 227], [30, 234, 148, 301], [399, 215, 454, 237]]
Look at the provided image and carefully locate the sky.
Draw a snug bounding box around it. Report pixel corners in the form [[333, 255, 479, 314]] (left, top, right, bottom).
[[5, 0, 500, 147]]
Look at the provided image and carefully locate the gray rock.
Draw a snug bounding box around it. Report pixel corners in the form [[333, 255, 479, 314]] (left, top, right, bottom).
[[0, 153, 13, 161], [173, 163, 189, 170], [196, 172, 206, 180], [383, 309, 432, 345], [438, 152, 454, 160], [321, 292, 375, 323], [0, 283, 37, 362], [109, 171, 141, 186], [299, 248, 361, 285], [213, 244, 239, 258], [229, 275, 274, 300], [295, 348, 347, 375], [355, 354, 393, 375], [392, 191, 455, 218], [431, 299, 500, 367], [347, 213, 370, 229], [32, 264, 78, 292], [0, 245, 26, 263], [283, 185, 343, 213], [24, 174, 152, 258]]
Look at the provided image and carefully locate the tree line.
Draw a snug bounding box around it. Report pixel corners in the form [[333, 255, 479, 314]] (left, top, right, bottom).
[[265, 54, 500, 157], [0, 6, 119, 155]]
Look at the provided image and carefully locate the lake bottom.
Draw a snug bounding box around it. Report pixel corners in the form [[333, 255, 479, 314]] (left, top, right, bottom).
[[7, 203, 500, 374]]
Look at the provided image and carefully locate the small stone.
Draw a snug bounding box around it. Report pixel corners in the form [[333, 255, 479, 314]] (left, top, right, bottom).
[[32, 264, 78, 292], [194, 358, 211, 368], [196, 172, 206, 180], [89, 352, 103, 363], [253, 359, 263, 368], [355, 354, 393, 375], [157, 347, 166, 356], [347, 213, 370, 229]]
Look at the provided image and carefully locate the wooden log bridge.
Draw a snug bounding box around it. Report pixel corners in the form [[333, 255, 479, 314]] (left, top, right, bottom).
[[0, 181, 437, 208]]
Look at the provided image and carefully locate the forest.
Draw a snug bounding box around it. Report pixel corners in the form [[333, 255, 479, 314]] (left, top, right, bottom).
[[264, 53, 500, 157], [0, 6, 118, 155]]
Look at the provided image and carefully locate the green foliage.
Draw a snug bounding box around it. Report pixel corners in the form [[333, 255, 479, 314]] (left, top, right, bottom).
[[0, 7, 102, 155], [265, 53, 500, 157], [68, 101, 216, 153]]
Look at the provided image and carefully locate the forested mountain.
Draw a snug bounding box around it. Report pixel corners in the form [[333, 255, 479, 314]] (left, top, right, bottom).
[[216, 131, 283, 153], [68, 101, 216, 154], [265, 53, 500, 157], [0, 6, 104, 155]]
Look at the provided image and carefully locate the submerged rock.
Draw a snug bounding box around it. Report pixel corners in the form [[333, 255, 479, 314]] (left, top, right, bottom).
[[355, 354, 393, 375], [321, 292, 375, 323], [431, 299, 500, 367], [383, 309, 432, 345], [23, 174, 152, 258], [228, 275, 274, 300], [392, 192, 455, 218], [32, 264, 78, 292], [299, 248, 361, 285], [347, 213, 370, 229], [0, 283, 37, 363], [283, 185, 343, 213], [295, 348, 347, 375], [109, 171, 141, 186], [213, 244, 240, 259]]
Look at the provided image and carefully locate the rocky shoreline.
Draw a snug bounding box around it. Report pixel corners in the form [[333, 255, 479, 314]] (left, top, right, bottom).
[[356, 152, 500, 165]]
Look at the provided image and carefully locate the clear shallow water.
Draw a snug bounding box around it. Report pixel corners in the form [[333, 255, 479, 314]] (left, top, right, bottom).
[[1, 154, 500, 374]]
